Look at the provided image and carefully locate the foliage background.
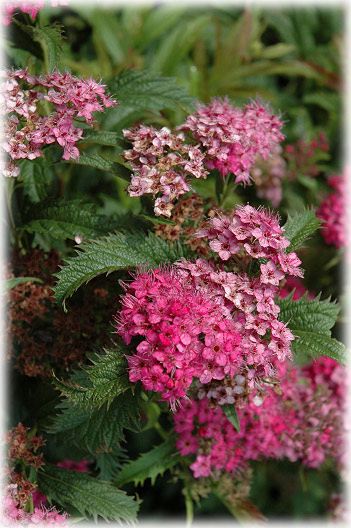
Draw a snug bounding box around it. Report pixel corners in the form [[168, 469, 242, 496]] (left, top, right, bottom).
[[6, 2, 343, 521]]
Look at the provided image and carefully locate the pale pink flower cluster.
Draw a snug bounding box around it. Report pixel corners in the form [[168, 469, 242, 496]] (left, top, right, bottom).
[[196, 205, 303, 280], [174, 358, 344, 478], [317, 174, 346, 248], [251, 145, 286, 207], [3, 486, 67, 526], [1, 69, 116, 177], [117, 268, 242, 406], [179, 98, 284, 184], [123, 126, 208, 217]]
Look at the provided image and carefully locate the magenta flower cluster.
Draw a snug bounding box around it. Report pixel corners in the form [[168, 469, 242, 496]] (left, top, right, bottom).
[[123, 125, 208, 217], [317, 174, 346, 248], [1, 69, 116, 177], [117, 268, 242, 406], [4, 486, 67, 526], [117, 205, 301, 407], [180, 98, 284, 184], [174, 358, 344, 478]]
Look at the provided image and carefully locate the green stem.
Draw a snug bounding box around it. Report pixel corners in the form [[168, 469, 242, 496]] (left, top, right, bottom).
[[184, 486, 194, 527], [218, 174, 233, 208]]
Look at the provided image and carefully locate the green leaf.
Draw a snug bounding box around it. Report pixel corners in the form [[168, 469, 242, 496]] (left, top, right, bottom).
[[54, 231, 189, 306], [66, 152, 131, 181], [48, 391, 141, 454], [33, 24, 64, 71], [95, 451, 127, 481], [79, 130, 122, 146], [283, 209, 321, 252], [291, 330, 346, 364], [53, 347, 129, 410], [38, 465, 139, 522], [222, 404, 240, 432], [115, 437, 179, 487], [149, 15, 212, 75], [110, 69, 195, 114], [278, 294, 345, 364], [24, 201, 123, 240], [19, 158, 52, 204]]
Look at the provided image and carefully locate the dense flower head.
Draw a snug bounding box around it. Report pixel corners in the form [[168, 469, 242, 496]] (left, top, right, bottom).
[[251, 145, 286, 207], [123, 125, 208, 217], [1, 69, 116, 177], [179, 98, 284, 184], [174, 358, 344, 478], [3, 486, 68, 526], [196, 204, 303, 281], [176, 259, 294, 393], [117, 268, 242, 406], [317, 174, 346, 248], [118, 258, 296, 406]]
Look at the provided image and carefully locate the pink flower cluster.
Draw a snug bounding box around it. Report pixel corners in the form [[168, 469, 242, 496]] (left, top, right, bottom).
[[123, 125, 208, 217], [317, 174, 346, 248], [176, 258, 294, 398], [3, 486, 67, 526], [179, 98, 284, 184], [1, 69, 116, 177], [174, 358, 344, 478], [118, 206, 302, 406], [117, 268, 242, 406], [196, 205, 302, 280]]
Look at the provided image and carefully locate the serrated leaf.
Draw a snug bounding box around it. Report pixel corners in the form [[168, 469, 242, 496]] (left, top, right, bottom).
[[33, 24, 64, 71], [53, 347, 129, 410], [110, 69, 195, 114], [4, 276, 43, 290], [115, 438, 179, 487], [292, 330, 346, 364], [278, 293, 340, 335], [54, 231, 189, 306], [48, 391, 142, 454], [38, 465, 139, 522], [278, 294, 345, 364], [222, 404, 240, 432], [24, 200, 122, 240], [95, 450, 127, 481], [283, 209, 320, 252]]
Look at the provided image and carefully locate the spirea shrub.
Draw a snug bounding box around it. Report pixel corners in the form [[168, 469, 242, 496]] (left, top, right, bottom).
[[3, 4, 345, 524]]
